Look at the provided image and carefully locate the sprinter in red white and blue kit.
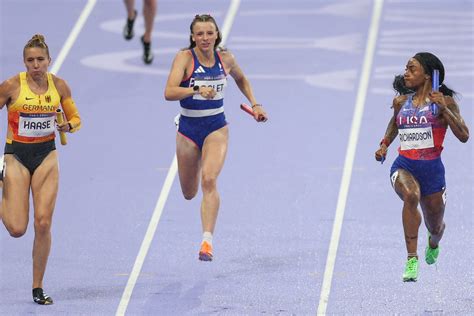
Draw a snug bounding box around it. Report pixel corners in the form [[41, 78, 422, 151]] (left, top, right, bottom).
[[375, 52, 469, 282]]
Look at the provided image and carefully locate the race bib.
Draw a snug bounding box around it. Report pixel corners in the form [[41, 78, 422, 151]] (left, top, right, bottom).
[[399, 126, 434, 150], [193, 78, 226, 101], [18, 113, 55, 138]]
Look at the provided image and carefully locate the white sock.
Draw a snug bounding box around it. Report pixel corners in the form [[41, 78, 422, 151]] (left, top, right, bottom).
[[202, 232, 213, 245]]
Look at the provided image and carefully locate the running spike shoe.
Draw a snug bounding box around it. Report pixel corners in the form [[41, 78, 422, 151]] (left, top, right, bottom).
[[141, 36, 154, 64], [402, 257, 418, 282], [425, 234, 440, 265], [123, 10, 137, 40], [32, 288, 53, 305], [199, 241, 213, 261]]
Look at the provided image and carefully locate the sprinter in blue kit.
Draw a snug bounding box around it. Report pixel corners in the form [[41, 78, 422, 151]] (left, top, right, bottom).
[[165, 14, 267, 261]]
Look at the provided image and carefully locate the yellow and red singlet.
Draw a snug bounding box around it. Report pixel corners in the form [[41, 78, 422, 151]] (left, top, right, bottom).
[[7, 72, 60, 144]]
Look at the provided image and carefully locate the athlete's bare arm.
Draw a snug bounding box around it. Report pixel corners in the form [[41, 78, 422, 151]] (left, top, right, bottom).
[[164, 51, 196, 101], [437, 97, 469, 143], [221, 50, 257, 106], [385, 95, 407, 143], [164, 50, 215, 101], [221, 50, 267, 121], [375, 95, 407, 161], [53, 75, 81, 132], [0, 76, 20, 109]]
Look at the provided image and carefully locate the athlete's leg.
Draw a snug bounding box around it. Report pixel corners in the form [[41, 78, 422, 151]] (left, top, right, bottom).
[[30, 151, 59, 289], [393, 169, 422, 257], [200, 126, 228, 234], [140, 0, 156, 64], [142, 0, 157, 43], [420, 191, 446, 248], [123, 0, 137, 40], [124, 0, 136, 18], [176, 133, 201, 200], [2, 154, 31, 237]]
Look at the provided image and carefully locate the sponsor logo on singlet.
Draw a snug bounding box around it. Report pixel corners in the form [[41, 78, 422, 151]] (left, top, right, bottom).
[[399, 115, 429, 125], [194, 66, 206, 74], [18, 112, 55, 138]]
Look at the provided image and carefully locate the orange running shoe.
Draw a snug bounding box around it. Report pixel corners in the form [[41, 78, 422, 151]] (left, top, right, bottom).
[[199, 241, 213, 261]]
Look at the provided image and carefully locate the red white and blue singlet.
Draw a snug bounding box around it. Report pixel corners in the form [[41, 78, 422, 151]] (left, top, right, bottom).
[[390, 94, 447, 196], [177, 49, 228, 149], [396, 94, 447, 160]]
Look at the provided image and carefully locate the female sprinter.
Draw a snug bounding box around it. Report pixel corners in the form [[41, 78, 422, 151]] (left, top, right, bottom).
[[375, 52, 469, 282], [0, 34, 81, 304], [165, 14, 267, 261]]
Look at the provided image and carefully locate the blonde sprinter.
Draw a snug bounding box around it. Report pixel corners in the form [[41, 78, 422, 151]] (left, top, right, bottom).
[[0, 34, 81, 304]]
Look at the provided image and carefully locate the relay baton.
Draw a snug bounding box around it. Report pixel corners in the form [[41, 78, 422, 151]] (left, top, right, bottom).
[[240, 103, 268, 122], [56, 109, 68, 145], [240, 103, 254, 117], [431, 69, 439, 115]]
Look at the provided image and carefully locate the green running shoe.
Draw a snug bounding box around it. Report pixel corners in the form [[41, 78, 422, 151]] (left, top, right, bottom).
[[425, 235, 440, 265], [403, 257, 418, 282]]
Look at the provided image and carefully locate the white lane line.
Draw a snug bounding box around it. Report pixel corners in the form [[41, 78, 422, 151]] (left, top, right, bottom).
[[51, 0, 97, 75], [316, 0, 384, 315], [115, 155, 178, 316], [115, 1, 241, 315], [220, 0, 241, 45]]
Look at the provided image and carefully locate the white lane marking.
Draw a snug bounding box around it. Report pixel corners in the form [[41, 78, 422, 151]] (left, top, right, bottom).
[[115, 155, 178, 316], [50, 0, 97, 75], [81, 48, 178, 75], [220, 0, 240, 43], [316, 0, 384, 315], [115, 1, 241, 315]]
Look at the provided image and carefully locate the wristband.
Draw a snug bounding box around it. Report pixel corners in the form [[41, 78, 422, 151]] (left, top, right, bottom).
[[251, 103, 262, 108], [380, 137, 390, 147]]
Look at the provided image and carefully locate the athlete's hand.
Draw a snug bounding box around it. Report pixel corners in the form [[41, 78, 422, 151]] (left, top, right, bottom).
[[199, 86, 216, 99], [428, 91, 448, 110], [375, 144, 387, 162], [252, 104, 268, 122], [56, 121, 71, 133]]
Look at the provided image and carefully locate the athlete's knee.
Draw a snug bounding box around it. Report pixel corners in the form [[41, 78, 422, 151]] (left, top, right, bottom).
[[403, 189, 420, 206], [183, 190, 197, 200], [144, 0, 155, 7], [5, 224, 27, 238], [201, 175, 217, 193], [181, 184, 198, 200], [429, 222, 445, 236], [34, 217, 52, 235]]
